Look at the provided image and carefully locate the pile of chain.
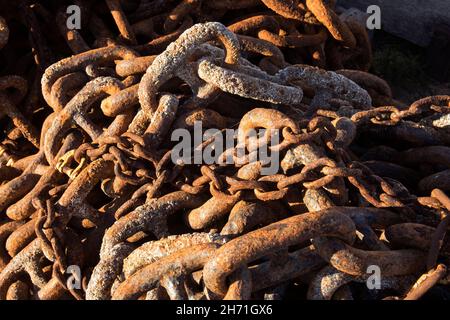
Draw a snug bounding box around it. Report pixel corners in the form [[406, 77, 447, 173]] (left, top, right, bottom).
[[0, 0, 450, 300]]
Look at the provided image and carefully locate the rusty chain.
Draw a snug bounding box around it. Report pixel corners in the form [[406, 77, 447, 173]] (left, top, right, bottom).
[[0, 0, 449, 301]]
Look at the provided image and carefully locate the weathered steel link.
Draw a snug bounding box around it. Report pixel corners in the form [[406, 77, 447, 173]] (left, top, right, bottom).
[[307, 265, 415, 300], [112, 243, 220, 300], [203, 208, 356, 297], [0, 1, 449, 301]]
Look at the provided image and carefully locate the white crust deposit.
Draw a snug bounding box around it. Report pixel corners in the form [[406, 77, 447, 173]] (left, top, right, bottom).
[[198, 59, 304, 105], [138, 22, 240, 116], [85, 243, 134, 300], [122, 232, 226, 278], [277, 65, 372, 107]]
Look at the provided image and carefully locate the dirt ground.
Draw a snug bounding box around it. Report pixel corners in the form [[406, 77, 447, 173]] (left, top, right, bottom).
[[371, 31, 450, 105]]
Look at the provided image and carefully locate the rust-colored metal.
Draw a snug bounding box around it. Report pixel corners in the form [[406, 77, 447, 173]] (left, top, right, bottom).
[[0, 1, 449, 301], [305, 0, 356, 48], [203, 208, 356, 297], [403, 264, 447, 300]]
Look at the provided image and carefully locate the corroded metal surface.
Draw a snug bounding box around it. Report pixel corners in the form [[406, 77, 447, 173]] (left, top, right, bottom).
[[0, 0, 449, 301]]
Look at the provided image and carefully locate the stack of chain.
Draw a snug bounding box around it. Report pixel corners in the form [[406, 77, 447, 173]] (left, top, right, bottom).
[[0, 0, 449, 300]]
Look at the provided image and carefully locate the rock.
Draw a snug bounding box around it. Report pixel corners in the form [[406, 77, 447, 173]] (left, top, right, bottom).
[[337, 0, 450, 47]]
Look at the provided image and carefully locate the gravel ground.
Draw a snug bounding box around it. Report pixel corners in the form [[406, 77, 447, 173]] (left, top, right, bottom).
[[371, 30, 450, 105]]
